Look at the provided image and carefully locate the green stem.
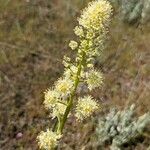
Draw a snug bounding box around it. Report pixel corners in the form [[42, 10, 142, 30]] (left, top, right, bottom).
[[56, 115, 61, 134], [57, 101, 67, 106], [58, 51, 86, 133]]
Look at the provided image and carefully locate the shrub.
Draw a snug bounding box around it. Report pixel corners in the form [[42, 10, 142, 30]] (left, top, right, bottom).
[[96, 104, 150, 149], [110, 0, 150, 24]]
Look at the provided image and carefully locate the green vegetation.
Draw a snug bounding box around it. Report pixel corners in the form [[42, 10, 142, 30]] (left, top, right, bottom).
[[96, 105, 150, 149]]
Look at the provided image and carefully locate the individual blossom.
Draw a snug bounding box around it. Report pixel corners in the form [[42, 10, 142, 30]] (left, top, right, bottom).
[[52, 103, 67, 118], [64, 65, 77, 79], [86, 29, 96, 39], [80, 40, 89, 49], [87, 63, 94, 68], [86, 70, 103, 90], [37, 129, 61, 150], [55, 77, 74, 95], [62, 56, 71, 68], [44, 89, 60, 109], [86, 58, 94, 68], [64, 64, 85, 81], [74, 26, 84, 37], [80, 40, 93, 54], [75, 96, 99, 120], [69, 40, 78, 50]]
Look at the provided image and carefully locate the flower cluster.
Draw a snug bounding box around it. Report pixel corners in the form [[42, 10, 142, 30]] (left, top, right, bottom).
[[74, 0, 112, 57], [44, 89, 59, 109], [86, 70, 103, 90], [75, 96, 99, 120], [37, 129, 61, 150], [55, 78, 74, 96], [78, 0, 112, 30], [69, 40, 78, 50], [37, 0, 112, 149]]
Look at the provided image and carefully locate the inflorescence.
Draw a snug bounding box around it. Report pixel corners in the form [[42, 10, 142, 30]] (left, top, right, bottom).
[[37, 0, 112, 149]]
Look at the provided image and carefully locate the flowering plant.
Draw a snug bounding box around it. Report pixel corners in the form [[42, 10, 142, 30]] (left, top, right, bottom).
[[37, 0, 112, 149]]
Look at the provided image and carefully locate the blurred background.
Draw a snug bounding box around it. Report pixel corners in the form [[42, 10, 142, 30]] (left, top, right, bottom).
[[0, 0, 149, 149]]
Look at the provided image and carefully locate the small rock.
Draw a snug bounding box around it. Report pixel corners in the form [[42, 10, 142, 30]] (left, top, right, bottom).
[[16, 132, 23, 139]]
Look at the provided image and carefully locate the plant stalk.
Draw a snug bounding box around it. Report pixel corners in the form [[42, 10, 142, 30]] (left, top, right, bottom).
[[56, 51, 86, 134]]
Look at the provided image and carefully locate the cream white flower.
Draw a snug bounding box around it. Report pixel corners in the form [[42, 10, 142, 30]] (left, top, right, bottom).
[[63, 56, 71, 68], [87, 63, 94, 68], [52, 103, 67, 118], [86, 70, 103, 90], [78, 0, 112, 30], [75, 96, 99, 120], [77, 0, 112, 57], [37, 129, 61, 150], [55, 78, 74, 95], [69, 40, 78, 50], [44, 89, 60, 109], [74, 26, 84, 37], [80, 40, 88, 49], [86, 29, 96, 39]]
